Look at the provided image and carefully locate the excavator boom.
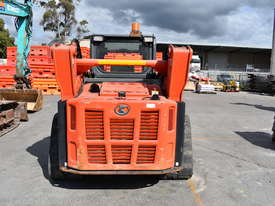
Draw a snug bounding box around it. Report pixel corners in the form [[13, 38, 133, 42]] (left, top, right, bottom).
[[0, 0, 43, 136]]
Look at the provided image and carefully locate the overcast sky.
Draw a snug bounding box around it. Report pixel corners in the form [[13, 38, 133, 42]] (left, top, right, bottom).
[[2, 0, 275, 48]]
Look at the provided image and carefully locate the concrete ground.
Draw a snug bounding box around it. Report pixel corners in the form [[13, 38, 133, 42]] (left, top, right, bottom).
[[0, 92, 275, 206]]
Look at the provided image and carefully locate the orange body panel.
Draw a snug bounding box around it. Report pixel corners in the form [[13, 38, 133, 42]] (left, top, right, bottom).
[[66, 84, 177, 171], [165, 46, 192, 101], [52, 46, 82, 100], [100, 82, 156, 97]]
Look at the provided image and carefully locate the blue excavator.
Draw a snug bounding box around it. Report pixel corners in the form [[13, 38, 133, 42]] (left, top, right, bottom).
[[0, 0, 43, 136]]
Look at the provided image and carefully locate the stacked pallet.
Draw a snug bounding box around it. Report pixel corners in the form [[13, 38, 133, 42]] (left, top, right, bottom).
[[0, 76, 15, 88], [28, 46, 60, 95], [0, 47, 16, 88], [156, 52, 163, 60], [0, 65, 16, 75], [31, 78, 60, 95], [7, 47, 17, 67], [0, 46, 93, 94], [0, 46, 60, 95], [81, 47, 90, 59]]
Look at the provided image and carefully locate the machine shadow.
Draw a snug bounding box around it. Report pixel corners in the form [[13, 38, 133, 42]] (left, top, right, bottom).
[[26, 136, 159, 190], [235, 131, 275, 150], [53, 175, 160, 190], [231, 103, 275, 112], [26, 136, 50, 179]]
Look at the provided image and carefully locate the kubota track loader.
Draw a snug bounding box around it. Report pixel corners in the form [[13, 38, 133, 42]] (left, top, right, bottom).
[[49, 23, 193, 180]]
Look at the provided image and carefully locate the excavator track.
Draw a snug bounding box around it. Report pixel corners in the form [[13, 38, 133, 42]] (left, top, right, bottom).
[[0, 101, 20, 137]]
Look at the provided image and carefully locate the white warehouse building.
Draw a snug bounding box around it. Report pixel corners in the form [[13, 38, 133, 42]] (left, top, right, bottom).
[[157, 43, 272, 73]]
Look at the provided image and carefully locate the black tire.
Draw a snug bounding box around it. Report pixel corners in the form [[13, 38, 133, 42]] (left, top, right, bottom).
[[48, 114, 65, 181], [163, 115, 193, 180]]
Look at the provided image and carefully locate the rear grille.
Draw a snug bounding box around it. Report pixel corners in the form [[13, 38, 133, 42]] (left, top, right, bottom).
[[84, 110, 159, 166], [110, 119, 134, 140], [112, 145, 132, 164], [85, 110, 104, 140], [140, 111, 159, 140], [87, 145, 107, 164], [137, 146, 156, 164]]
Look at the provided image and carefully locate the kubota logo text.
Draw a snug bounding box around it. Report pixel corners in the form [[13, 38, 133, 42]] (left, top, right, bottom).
[[114, 104, 130, 116]]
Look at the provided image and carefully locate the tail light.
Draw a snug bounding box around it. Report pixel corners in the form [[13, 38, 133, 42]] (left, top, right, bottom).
[[168, 107, 175, 131]]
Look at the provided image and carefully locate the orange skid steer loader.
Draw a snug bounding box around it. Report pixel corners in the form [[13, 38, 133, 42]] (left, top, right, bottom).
[[48, 23, 193, 181]]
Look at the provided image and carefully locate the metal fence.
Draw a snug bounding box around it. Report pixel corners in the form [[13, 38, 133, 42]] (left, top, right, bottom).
[[201, 64, 270, 73]]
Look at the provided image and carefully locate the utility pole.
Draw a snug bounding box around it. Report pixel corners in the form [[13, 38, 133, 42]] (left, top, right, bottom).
[[271, 9, 275, 142], [271, 8, 275, 75]]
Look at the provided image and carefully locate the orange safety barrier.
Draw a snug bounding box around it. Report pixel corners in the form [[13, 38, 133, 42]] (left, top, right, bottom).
[[9, 46, 51, 57], [0, 75, 15, 88], [80, 47, 90, 59], [7, 57, 16, 66], [28, 56, 53, 65], [156, 52, 163, 60], [30, 78, 60, 95], [30, 70, 56, 78], [29, 45, 51, 57], [0, 46, 60, 95], [7, 46, 54, 65], [7, 47, 17, 57], [30, 65, 55, 71], [0, 65, 16, 75]]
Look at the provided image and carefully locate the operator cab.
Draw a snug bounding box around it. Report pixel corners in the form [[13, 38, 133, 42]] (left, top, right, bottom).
[[85, 27, 158, 82], [91, 35, 156, 60]]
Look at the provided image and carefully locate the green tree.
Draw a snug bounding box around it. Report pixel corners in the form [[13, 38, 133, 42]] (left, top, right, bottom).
[[39, 0, 89, 41], [0, 18, 15, 58], [76, 20, 89, 39]]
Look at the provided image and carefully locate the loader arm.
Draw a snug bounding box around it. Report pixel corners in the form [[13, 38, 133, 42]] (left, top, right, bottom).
[[52, 45, 192, 102]]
